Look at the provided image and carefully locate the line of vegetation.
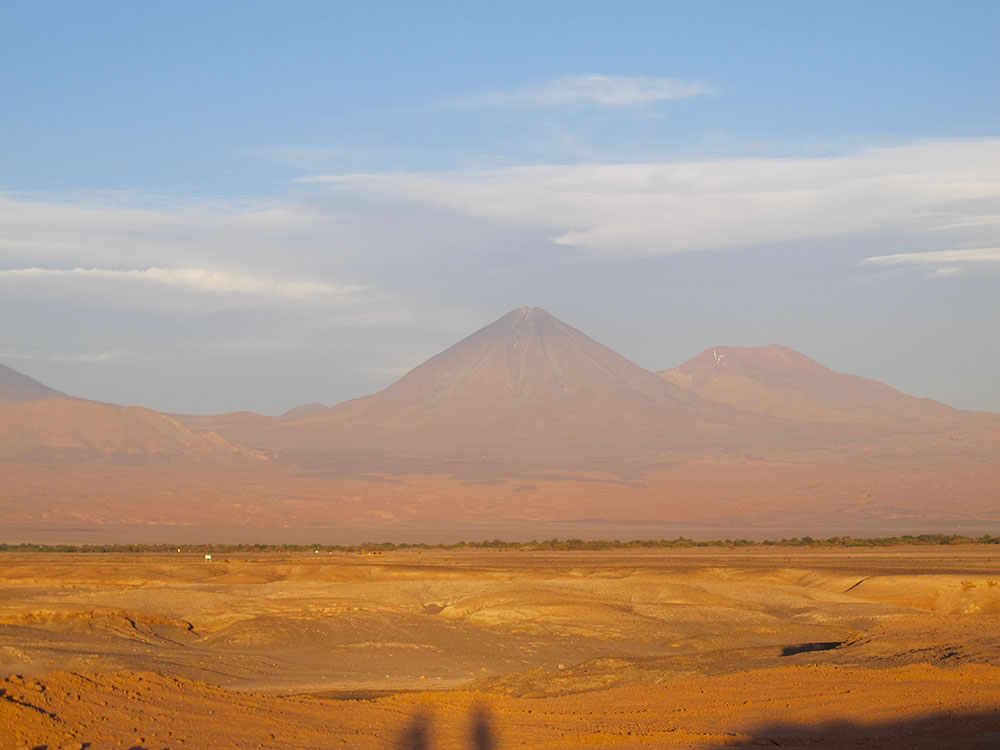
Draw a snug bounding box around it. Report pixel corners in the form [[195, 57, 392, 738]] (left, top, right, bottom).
[[0, 533, 997, 554]]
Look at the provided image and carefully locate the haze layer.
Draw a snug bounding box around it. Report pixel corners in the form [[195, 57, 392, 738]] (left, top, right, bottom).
[[1, 307, 997, 539]]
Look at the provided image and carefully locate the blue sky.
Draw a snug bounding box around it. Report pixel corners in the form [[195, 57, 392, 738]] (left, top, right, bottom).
[[1, 1, 999, 413]]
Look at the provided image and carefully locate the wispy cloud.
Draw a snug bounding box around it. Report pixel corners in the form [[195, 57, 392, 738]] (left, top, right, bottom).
[[928, 266, 963, 277], [0, 266, 364, 300], [862, 247, 1000, 265], [0, 237, 80, 251], [0, 193, 382, 316], [862, 247, 1000, 278], [299, 138, 1000, 257], [449, 74, 713, 108]]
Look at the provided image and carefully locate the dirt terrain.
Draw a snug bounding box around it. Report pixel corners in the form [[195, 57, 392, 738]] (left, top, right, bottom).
[[2, 547, 999, 748]]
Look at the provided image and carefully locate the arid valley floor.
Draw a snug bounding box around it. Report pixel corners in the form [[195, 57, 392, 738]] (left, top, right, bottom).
[[2, 547, 999, 749]]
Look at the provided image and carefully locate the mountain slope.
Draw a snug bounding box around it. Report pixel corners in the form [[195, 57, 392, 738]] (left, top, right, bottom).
[[0, 398, 264, 464], [241, 307, 775, 460], [0, 362, 67, 405], [173, 411, 273, 432], [659, 345, 977, 426], [280, 403, 328, 419]]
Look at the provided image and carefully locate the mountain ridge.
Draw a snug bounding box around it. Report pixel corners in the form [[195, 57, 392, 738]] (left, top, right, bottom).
[[237, 307, 785, 461], [0, 313, 997, 532], [0, 362, 67, 405], [0, 397, 266, 464], [659, 344, 984, 426]]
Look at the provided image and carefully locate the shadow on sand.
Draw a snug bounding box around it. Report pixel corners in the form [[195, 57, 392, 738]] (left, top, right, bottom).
[[48, 706, 1000, 749], [731, 710, 1000, 748], [393, 707, 1000, 749], [397, 705, 495, 750]]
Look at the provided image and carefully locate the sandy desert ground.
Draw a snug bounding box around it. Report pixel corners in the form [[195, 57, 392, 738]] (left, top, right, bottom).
[[2, 547, 999, 748]]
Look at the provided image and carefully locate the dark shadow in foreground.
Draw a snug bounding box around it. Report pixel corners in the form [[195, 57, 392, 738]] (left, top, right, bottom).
[[397, 711, 431, 750], [396, 706, 496, 750], [471, 705, 496, 750], [730, 710, 1000, 748], [779, 641, 841, 656], [57, 707, 998, 749]]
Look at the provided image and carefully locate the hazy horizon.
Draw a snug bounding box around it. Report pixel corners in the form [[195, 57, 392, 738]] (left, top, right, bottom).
[[3, 304, 996, 418]]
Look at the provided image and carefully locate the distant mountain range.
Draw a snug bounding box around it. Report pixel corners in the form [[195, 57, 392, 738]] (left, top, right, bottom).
[[1, 307, 997, 535], [196, 307, 991, 465], [222, 307, 788, 465], [0, 363, 258, 464], [660, 344, 966, 426]]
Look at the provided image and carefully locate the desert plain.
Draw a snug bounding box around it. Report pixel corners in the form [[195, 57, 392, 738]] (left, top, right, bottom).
[[2, 545, 999, 749]]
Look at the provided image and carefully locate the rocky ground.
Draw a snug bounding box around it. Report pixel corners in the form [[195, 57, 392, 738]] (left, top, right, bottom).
[[1, 547, 998, 748]]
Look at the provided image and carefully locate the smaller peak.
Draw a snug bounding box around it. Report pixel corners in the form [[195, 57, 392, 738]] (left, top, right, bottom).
[[701, 344, 801, 359], [680, 345, 830, 378], [750, 344, 801, 356], [281, 402, 329, 419]]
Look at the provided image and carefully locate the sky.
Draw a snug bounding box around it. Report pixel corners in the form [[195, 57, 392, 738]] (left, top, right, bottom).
[[1, 1, 999, 414]]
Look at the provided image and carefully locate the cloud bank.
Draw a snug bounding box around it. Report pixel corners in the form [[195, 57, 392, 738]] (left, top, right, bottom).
[[0, 266, 363, 300], [299, 138, 1000, 258], [0, 193, 378, 314]]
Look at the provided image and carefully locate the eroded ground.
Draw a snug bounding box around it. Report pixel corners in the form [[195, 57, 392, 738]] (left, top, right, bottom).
[[1, 547, 999, 748]]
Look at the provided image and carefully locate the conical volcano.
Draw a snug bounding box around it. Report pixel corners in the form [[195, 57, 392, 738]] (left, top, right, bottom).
[[337, 306, 718, 431], [244, 307, 771, 462]]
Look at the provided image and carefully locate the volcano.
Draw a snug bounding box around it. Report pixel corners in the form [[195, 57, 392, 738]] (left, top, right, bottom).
[[659, 345, 978, 427], [239, 307, 776, 462]]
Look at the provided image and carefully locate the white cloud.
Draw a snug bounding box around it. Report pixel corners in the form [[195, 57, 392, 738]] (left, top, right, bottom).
[[0, 266, 364, 300], [862, 247, 1000, 266], [863, 248, 1000, 279], [449, 74, 712, 108], [0, 193, 348, 268], [928, 266, 963, 277], [0, 192, 382, 315], [298, 138, 1000, 257]]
